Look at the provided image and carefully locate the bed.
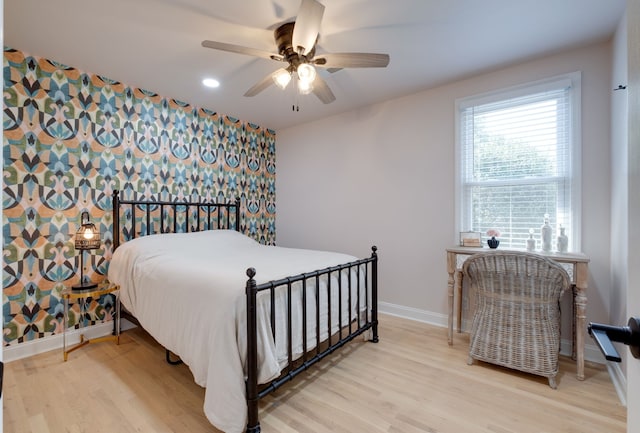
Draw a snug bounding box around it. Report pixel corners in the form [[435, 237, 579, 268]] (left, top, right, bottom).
[[108, 191, 379, 433]]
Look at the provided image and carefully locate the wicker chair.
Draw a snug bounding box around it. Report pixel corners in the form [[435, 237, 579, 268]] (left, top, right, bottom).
[[462, 251, 570, 388]]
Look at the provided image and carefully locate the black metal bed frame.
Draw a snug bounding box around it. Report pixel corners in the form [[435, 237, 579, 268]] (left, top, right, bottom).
[[111, 190, 379, 433]]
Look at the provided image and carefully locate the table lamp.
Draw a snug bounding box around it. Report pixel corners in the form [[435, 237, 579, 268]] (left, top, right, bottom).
[[73, 211, 101, 290]]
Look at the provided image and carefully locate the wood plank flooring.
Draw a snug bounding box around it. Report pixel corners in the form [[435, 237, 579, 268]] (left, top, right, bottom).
[[3, 314, 626, 432]]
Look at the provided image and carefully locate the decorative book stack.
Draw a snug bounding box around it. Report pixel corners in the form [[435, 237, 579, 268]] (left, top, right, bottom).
[[460, 231, 482, 247]]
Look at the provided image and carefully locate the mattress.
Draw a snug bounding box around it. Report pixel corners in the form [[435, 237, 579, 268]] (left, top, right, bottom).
[[108, 229, 365, 433]]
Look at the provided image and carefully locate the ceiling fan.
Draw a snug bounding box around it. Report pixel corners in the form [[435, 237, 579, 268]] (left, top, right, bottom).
[[201, 0, 390, 105]]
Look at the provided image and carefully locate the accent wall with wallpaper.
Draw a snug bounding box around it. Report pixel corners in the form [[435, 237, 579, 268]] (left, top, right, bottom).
[[2, 47, 276, 347]]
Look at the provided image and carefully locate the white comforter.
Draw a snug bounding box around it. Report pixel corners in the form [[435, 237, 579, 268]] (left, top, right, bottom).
[[108, 230, 364, 433]]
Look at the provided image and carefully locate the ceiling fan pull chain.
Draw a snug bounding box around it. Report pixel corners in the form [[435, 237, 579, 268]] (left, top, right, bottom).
[[292, 84, 301, 112]]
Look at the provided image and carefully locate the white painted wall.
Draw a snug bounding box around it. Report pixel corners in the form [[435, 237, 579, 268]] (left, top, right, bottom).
[[276, 42, 613, 345], [612, 7, 630, 328], [611, 4, 630, 396], [625, 0, 640, 431]]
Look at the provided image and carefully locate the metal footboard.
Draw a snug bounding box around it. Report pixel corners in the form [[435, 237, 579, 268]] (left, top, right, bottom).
[[245, 246, 379, 433]]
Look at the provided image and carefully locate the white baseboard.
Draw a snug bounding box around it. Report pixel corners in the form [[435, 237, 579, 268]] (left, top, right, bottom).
[[378, 301, 448, 327], [606, 361, 627, 407], [3, 320, 137, 363]]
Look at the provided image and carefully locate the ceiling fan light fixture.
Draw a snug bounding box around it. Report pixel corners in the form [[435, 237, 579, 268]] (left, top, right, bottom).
[[297, 78, 314, 95], [272, 69, 292, 90], [296, 63, 316, 85]]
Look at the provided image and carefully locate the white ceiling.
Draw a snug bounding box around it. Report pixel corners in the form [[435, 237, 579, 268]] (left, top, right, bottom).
[[5, 0, 626, 131]]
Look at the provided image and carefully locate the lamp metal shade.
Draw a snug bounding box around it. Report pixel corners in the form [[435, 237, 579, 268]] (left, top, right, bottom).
[[75, 225, 100, 250]]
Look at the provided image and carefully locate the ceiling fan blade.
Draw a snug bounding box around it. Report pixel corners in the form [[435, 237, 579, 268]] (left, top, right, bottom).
[[292, 0, 325, 56], [314, 53, 390, 69], [201, 40, 283, 62], [312, 75, 335, 104], [243, 69, 281, 97]]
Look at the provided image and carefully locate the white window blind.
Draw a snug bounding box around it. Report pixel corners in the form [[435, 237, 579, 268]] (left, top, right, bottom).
[[457, 74, 581, 251]]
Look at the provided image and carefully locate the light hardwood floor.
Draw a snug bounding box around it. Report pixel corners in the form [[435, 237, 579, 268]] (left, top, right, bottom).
[[3, 314, 626, 433]]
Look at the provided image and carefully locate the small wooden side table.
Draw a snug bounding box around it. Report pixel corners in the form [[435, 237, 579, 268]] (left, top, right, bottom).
[[62, 282, 120, 361]]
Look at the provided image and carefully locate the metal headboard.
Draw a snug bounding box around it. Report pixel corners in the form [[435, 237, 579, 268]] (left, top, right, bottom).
[[112, 190, 240, 250]]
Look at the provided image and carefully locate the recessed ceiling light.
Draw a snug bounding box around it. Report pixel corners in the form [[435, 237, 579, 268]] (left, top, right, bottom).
[[202, 78, 220, 88]]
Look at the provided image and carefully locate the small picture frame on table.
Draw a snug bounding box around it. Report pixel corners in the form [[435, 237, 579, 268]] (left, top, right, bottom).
[[460, 231, 482, 247]]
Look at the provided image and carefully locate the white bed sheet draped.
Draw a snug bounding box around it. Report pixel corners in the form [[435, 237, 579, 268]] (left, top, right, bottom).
[[108, 230, 366, 433]]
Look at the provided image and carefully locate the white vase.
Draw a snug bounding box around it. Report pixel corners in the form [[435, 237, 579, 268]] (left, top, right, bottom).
[[541, 214, 552, 252], [526, 232, 536, 252], [557, 227, 568, 253]]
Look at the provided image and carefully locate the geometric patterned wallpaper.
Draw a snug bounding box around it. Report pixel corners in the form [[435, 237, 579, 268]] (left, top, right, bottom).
[[2, 47, 276, 346]]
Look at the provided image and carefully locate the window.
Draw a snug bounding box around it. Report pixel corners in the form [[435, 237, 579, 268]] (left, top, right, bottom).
[[455, 73, 581, 251]]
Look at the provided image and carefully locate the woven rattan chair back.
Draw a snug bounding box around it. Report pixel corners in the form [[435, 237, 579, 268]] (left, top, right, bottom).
[[462, 251, 571, 389]]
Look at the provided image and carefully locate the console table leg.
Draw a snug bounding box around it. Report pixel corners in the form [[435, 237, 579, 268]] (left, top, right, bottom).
[[447, 252, 456, 345], [575, 263, 588, 380]]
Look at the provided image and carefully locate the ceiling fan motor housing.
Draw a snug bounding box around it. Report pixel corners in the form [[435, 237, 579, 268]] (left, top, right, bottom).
[[274, 22, 316, 69]]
